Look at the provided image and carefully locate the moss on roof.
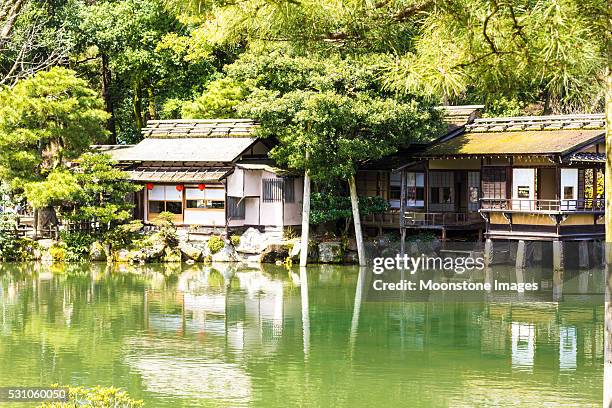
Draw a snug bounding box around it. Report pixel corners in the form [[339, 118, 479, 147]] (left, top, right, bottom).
[[423, 129, 604, 157]]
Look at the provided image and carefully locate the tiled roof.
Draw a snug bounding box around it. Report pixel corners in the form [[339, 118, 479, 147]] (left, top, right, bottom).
[[466, 114, 604, 132], [128, 167, 232, 183], [106, 137, 258, 163], [567, 152, 606, 163], [142, 119, 257, 139], [422, 114, 604, 157]]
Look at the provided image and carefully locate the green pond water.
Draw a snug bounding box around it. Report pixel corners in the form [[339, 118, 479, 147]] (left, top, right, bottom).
[[0, 262, 604, 407]]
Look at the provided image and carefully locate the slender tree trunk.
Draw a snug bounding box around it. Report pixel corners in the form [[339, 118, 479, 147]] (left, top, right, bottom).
[[349, 175, 366, 266], [604, 4, 612, 406], [299, 155, 311, 267], [0, 0, 26, 50], [147, 87, 157, 120], [133, 82, 144, 131], [100, 53, 116, 143]]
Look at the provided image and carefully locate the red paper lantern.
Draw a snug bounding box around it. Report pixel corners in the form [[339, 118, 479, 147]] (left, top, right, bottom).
[[146, 183, 154, 190], [176, 185, 184, 192], [198, 183, 206, 191]]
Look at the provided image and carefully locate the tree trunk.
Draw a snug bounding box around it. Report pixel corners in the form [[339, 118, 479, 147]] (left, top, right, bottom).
[[147, 87, 157, 120], [133, 82, 144, 131], [0, 0, 26, 50], [348, 175, 366, 266], [299, 156, 311, 267], [604, 9, 612, 404], [100, 53, 116, 143], [36, 206, 57, 237]]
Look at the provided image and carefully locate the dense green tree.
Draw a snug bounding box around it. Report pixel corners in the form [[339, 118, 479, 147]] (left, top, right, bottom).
[[0, 67, 109, 184], [72, 0, 220, 143], [0, 67, 109, 228]]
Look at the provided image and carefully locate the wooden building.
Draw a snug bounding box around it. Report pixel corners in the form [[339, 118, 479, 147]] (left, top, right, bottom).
[[358, 105, 484, 233], [394, 114, 605, 244], [106, 119, 303, 231]]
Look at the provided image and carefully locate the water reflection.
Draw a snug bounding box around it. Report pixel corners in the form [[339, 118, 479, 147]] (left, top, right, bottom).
[[0, 262, 605, 407]]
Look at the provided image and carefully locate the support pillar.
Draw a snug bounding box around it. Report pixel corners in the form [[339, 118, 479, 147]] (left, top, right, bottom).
[[579, 240, 590, 269], [552, 240, 564, 301], [515, 240, 527, 270], [400, 228, 406, 257], [484, 238, 494, 267]]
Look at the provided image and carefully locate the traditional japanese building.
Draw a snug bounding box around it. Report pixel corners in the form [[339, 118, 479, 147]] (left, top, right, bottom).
[[105, 119, 303, 232], [394, 113, 605, 243]]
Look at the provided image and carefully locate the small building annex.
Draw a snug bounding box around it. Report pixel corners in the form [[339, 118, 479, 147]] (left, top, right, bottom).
[[104, 119, 303, 231]]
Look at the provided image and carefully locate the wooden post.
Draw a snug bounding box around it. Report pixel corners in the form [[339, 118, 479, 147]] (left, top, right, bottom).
[[552, 240, 564, 302], [515, 240, 527, 270], [349, 175, 366, 266], [484, 238, 493, 267], [299, 157, 311, 267], [400, 170, 407, 256]]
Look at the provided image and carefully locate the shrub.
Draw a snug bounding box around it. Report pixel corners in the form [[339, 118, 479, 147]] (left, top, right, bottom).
[[230, 235, 241, 247], [283, 226, 298, 240], [60, 231, 95, 262], [310, 192, 389, 224], [49, 243, 67, 263], [152, 212, 178, 247], [37, 385, 143, 407], [104, 220, 143, 251], [0, 234, 38, 261], [207, 235, 225, 254]]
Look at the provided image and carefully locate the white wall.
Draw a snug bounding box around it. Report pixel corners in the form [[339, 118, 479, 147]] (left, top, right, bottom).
[[227, 169, 244, 197], [560, 168, 578, 210], [244, 198, 260, 225], [512, 168, 535, 210], [184, 209, 225, 226], [283, 176, 303, 226], [244, 170, 262, 197]]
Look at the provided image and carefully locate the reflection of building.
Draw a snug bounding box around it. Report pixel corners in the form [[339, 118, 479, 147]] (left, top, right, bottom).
[[511, 323, 535, 370], [559, 326, 577, 370]]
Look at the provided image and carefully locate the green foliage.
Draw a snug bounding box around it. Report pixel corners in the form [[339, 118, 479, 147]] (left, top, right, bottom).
[[63, 153, 142, 225], [60, 231, 96, 262], [230, 234, 241, 247], [0, 67, 109, 188], [37, 385, 143, 408], [484, 97, 527, 118], [0, 235, 38, 261], [49, 243, 67, 263], [105, 220, 144, 251], [382, 1, 607, 113], [230, 52, 444, 181], [207, 235, 224, 254], [181, 77, 247, 118], [310, 192, 389, 224], [152, 212, 179, 247], [75, 0, 218, 142]]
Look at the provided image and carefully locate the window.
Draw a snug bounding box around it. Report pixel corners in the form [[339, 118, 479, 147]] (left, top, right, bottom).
[[469, 186, 479, 203], [147, 186, 183, 217], [166, 201, 183, 214], [283, 178, 295, 203], [263, 178, 294, 202], [405, 172, 425, 207], [185, 187, 224, 210], [390, 172, 401, 200], [563, 186, 574, 200], [517, 186, 530, 199], [148, 201, 165, 214], [228, 197, 245, 220], [186, 200, 224, 209], [481, 167, 507, 199], [430, 187, 452, 204]]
